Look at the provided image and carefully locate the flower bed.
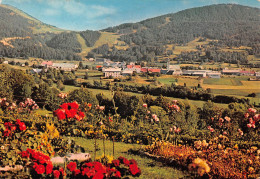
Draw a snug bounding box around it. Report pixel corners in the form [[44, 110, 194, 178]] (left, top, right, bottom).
[[144, 140, 260, 178]]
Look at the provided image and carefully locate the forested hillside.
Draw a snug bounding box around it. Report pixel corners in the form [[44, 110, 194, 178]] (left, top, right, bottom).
[[0, 4, 259, 62], [0, 5, 101, 60], [99, 4, 260, 62]]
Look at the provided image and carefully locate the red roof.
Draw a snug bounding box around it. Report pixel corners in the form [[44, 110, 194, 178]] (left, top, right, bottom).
[[148, 68, 161, 73], [240, 71, 254, 74], [127, 65, 141, 69], [141, 68, 148, 72], [41, 61, 53, 66]]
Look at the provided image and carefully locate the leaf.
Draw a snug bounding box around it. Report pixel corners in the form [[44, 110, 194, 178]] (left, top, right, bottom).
[[21, 145, 27, 151], [15, 133, 21, 138]]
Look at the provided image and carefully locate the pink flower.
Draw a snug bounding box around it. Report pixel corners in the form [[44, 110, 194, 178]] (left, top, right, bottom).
[[219, 118, 224, 123], [244, 113, 249, 118], [175, 128, 181, 134], [224, 116, 231, 122], [247, 123, 252, 128], [99, 106, 105, 111], [142, 103, 147, 108], [173, 100, 177, 104], [248, 108, 257, 114], [209, 128, 214, 132], [223, 131, 227, 135], [152, 114, 157, 119]]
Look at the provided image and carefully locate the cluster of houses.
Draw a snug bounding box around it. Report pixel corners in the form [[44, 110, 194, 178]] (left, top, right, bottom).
[[100, 60, 260, 79], [30, 61, 78, 73]]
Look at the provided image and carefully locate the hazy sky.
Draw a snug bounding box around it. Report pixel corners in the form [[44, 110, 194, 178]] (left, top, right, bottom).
[[1, 0, 260, 31]]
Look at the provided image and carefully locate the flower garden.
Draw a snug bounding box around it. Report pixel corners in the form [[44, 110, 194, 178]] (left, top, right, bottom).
[[0, 91, 259, 178]]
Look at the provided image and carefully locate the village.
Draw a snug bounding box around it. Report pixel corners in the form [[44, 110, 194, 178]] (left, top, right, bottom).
[[10, 58, 257, 80]]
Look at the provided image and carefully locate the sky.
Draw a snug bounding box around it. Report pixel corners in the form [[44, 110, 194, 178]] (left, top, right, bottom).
[[1, 0, 260, 31]]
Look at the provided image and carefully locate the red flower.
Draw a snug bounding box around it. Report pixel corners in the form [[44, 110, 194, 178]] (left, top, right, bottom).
[[59, 167, 65, 176], [55, 109, 66, 120], [114, 170, 121, 178], [123, 158, 130, 166], [118, 156, 126, 163], [112, 160, 120, 167], [129, 164, 141, 176], [34, 163, 45, 175], [73, 169, 81, 176], [10, 125, 17, 131], [79, 111, 85, 117], [70, 101, 79, 110], [67, 162, 77, 172], [18, 122, 26, 131], [3, 130, 11, 137], [93, 171, 104, 179], [65, 109, 73, 118], [69, 109, 77, 118], [53, 170, 60, 178], [46, 163, 53, 175], [4, 122, 12, 129], [129, 159, 137, 165], [20, 151, 29, 158], [60, 103, 69, 110]]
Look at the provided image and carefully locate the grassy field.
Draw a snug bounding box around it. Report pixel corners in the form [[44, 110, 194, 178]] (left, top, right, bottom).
[[203, 78, 244, 86], [158, 76, 199, 87], [71, 137, 190, 179], [78, 32, 121, 59]]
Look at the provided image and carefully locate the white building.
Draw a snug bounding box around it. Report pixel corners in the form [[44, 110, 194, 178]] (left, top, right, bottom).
[[51, 63, 78, 71], [207, 72, 221, 78], [102, 68, 122, 78], [167, 62, 182, 75]]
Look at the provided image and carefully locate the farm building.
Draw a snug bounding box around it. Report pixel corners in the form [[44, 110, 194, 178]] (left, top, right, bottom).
[[166, 62, 182, 75], [221, 69, 240, 76], [126, 65, 141, 73], [52, 63, 78, 71], [30, 69, 42, 74], [182, 70, 212, 77], [122, 69, 133, 76], [240, 71, 255, 76], [207, 72, 221, 78], [41, 61, 53, 68], [102, 68, 122, 78]]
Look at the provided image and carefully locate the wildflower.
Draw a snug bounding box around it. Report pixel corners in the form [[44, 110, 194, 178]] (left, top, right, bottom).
[[219, 118, 224, 123], [33, 163, 45, 175], [70, 101, 79, 110], [143, 103, 147, 108], [129, 164, 141, 176], [67, 162, 77, 172], [46, 163, 53, 175], [248, 108, 257, 113], [114, 170, 121, 178], [112, 160, 120, 167], [224, 116, 231, 122], [53, 170, 60, 178], [244, 113, 249, 118], [247, 123, 252, 128], [73, 169, 81, 176], [190, 158, 210, 176], [223, 131, 227, 135]]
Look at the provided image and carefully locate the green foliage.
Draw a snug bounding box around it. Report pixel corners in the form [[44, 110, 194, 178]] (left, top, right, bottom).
[[0, 65, 34, 100], [80, 30, 101, 47], [68, 88, 97, 105]]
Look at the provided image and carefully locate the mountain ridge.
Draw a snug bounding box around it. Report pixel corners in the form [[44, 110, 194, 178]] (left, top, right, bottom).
[[0, 3, 259, 61]]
